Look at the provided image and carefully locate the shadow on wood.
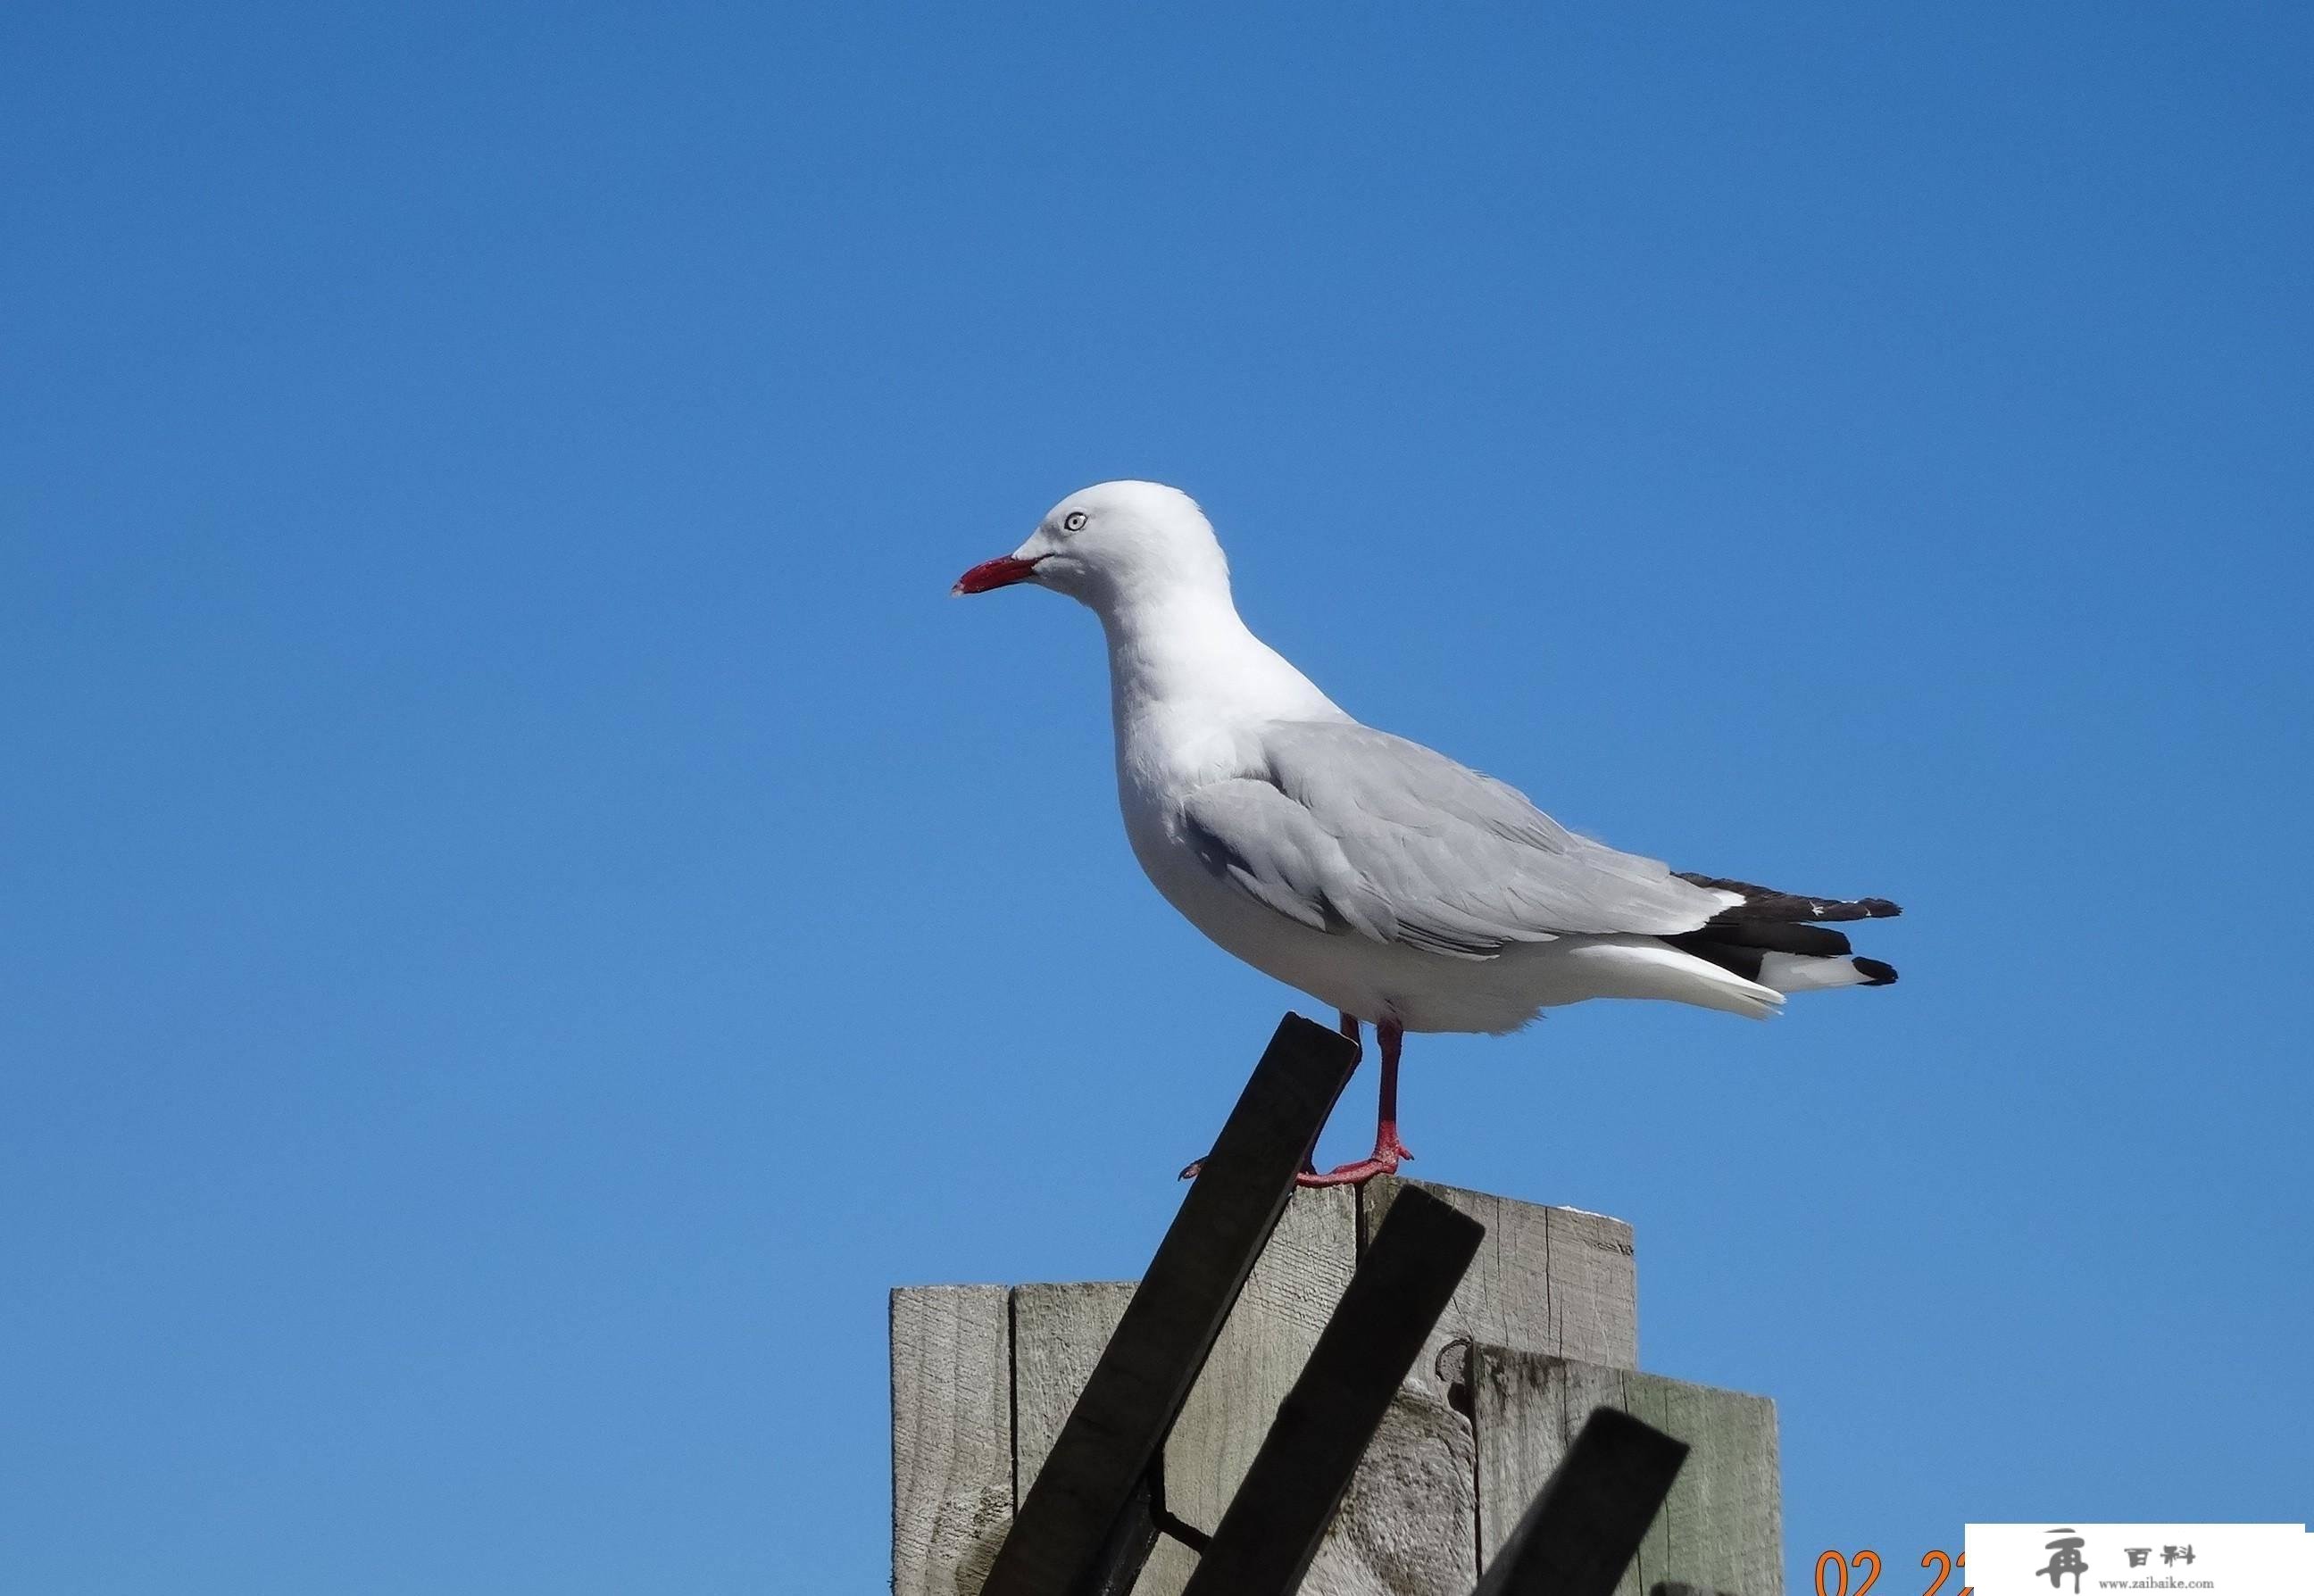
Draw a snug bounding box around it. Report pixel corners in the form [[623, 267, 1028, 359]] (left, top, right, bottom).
[[1179, 1185, 1486, 1596], [980, 1012, 1358, 1596], [1470, 1347, 1781, 1596], [1472, 1407, 1688, 1596], [895, 1011, 1783, 1596]]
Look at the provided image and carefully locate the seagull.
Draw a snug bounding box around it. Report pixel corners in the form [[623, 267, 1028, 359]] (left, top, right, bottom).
[[954, 480, 1900, 1185]]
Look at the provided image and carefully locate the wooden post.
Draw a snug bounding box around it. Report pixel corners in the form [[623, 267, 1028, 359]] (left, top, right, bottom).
[[1469, 1350, 1782, 1596], [891, 1284, 1013, 1596], [1181, 1186, 1486, 1596], [984, 1013, 1360, 1596], [895, 1176, 1780, 1596], [1473, 1407, 1690, 1596]]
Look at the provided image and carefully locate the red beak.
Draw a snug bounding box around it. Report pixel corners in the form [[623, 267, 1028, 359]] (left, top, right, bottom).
[[952, 554, 1045, 595]]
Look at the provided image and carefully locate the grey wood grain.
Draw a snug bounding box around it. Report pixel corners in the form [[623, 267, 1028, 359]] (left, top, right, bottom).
[[1161, 1185, 1359, 1542], [899, 1182, 1659, 1596], [1303, 1384, 1480, 1596], [1165, 1185, 1484, 1596], [1008, 1283, 1204, 1592], [1183, 1185, 1483, 1596], [1011, 1193, 1479, 1596], [987, 1014, 1361, 1596], [1156, 1185, 1465, 1596], [1362, 1178, 1638, 1400], [892, 1286, 1015, 1596], [1471, 1349, 1781, 1596], [1010, 1281, 1138, 1497]]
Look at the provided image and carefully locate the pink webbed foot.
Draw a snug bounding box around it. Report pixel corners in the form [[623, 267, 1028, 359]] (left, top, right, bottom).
[[1293, 1133, 1414, 1188]]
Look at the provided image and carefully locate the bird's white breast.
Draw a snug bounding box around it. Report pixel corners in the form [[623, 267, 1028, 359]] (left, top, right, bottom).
[[1090, 564, 1611, 1034]]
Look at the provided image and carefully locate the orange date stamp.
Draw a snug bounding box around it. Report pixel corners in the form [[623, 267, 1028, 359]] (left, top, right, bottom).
[[1813, 1548, 1972, 1596]]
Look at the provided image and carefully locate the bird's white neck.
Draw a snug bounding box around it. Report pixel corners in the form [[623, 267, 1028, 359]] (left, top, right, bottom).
[[1096, 582, 1345, 761]]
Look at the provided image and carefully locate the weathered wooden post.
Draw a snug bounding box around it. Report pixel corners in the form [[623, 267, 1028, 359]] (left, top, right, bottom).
[[892, 1019, 1783, 1596]]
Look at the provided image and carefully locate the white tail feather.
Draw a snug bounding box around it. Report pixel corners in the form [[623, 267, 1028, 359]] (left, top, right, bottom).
[[1557, 938, 1786, 1020], [1756, 952, 1879, 993]]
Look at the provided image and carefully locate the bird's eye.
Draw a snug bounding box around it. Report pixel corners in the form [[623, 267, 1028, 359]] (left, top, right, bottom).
[[1061, 510, 1088, 532]]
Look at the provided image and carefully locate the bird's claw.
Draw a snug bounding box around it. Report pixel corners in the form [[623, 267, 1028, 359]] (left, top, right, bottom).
[[1293, 1139, 1413, 1188]]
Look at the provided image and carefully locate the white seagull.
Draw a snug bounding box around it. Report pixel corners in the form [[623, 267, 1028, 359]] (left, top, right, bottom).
[[954, 481, 1900, 1185]]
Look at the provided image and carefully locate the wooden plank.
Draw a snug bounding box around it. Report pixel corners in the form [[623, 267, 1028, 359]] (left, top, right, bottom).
[[1182, 1185, 1486, 1596], [1131, 1537, 1201, 1593], [1029, 1189, 1479, 1596], [1362, 1179, 1638, 1400], [1613, 1372, 1779, 1596], [1158, 1185, 1358, 1542], [983, 1012, 1361, 1596], [1010, 1284, 1197, 1596], [1020, 1191, 1474, 1596], [1303, 1383, 1480, 1595], [1471, 1350, 1782, 1596], [1537, 1206, 1640, 1369], [1011, 1281, 1136, 1498], [892, 1285, 1014, 1596], [1472, 1407, 1688, 1596], [1085, 1475, 1162, 1596]]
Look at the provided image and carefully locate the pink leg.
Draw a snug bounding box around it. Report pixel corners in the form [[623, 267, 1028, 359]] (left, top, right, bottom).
[[1296, 1015, 1412, 1188]]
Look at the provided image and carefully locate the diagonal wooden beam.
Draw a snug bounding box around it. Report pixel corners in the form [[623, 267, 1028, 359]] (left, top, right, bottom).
[[1473, 1406, 1690, 1596], [1178, 1183, 1486, 1596], [981, 1011, 1359, 1596]]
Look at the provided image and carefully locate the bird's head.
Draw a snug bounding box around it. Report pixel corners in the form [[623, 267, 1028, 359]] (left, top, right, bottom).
[[953, 480, 1231, 614]]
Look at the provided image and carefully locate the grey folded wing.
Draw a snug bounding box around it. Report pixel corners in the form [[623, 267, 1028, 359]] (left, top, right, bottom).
[[1180, 720, 1726, 959]]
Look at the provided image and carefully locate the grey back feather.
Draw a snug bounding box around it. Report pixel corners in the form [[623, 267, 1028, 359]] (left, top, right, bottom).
[[1181, 720, 1723, 956]]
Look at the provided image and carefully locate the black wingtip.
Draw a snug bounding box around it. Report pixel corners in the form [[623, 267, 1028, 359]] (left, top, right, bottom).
[[1853, 957, 1899, 986], [1676, 872, 1905, 925]]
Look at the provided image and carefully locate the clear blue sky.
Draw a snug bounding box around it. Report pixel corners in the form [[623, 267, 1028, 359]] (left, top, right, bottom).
[[5, 4, 2309, 1591]]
